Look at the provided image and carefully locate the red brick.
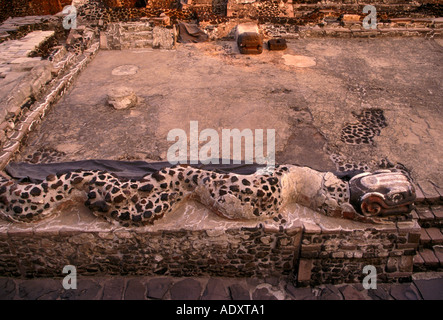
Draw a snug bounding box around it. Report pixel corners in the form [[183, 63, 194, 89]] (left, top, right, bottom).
[[419, 249, 439, 267], [426, 228, 443, 245]]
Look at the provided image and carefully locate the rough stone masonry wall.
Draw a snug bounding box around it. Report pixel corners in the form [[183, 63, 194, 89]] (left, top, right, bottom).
[[0, 0, 72, 23], [0, 217, 303, 278], [297, 219, 421, 286], [0, 201, 422, 285]]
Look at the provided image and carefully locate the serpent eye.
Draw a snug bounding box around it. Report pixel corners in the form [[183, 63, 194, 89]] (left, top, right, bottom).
[[389, 193, 404, 203]]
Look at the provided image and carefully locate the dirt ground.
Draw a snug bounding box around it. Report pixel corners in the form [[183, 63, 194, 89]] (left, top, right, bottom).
[[14, 37, 443, 187]]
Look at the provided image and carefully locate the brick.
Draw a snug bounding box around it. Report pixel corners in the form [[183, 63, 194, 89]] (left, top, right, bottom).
[[419, 249, 439, 267], [426, 228, 443, 245]]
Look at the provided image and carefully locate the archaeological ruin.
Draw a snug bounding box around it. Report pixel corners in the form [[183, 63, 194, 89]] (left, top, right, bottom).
[[0, 0, 442, 301]]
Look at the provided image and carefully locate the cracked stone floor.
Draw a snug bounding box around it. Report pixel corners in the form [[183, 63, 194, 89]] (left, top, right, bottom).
[[13, 37, 443, 189], [2, 272, 443, 300]]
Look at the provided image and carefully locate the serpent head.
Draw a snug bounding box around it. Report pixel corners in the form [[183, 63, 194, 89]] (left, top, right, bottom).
[[349, 170, 416, 218]]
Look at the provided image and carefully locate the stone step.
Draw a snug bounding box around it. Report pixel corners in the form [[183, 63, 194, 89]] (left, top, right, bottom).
[[121, 39, 154, 49], [121, 31, 154, 41], [120, 24, 154, 32]]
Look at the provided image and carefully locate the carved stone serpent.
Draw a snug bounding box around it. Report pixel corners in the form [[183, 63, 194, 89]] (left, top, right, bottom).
[[0, 164, 416, 226]]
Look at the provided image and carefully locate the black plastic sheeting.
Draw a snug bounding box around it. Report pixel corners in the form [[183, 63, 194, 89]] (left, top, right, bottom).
[[5, 159, 362, 183], [177, 21, 209, 43], [5, 159, 267, 183]]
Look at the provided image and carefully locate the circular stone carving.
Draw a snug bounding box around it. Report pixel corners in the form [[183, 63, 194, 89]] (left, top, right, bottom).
[[111, 64, 139, 76]]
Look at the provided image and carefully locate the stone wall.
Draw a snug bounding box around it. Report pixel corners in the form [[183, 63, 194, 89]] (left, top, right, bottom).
[[0, 201, 422, 285], [296, 217, 420, 286], [0, 204, 303, 278], [0, 0, 69, 22]]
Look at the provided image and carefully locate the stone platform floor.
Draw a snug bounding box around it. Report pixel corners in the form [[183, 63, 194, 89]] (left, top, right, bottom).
[[1, 272, 443, 300], [13, 37, 443, 191]]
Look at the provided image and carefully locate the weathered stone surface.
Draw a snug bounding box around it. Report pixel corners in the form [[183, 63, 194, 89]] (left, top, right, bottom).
[[152, 26, 174, 49], [201, 278, 230, 300], [102, 278, 125, 300], [229, 283, 251, 300], [413, 278, 443, 300], [252, 287, 277, 300], [0, 278, 16, 299], [339, 285, 366, 300], [124, 278, 146, 300], [285, 283, 316, 300], [60, 279, 102, 300], [18, 279, 62, 300], [170, 279, 202, 300], [319, 284, 342, 300], [390, 284, 421, 300], [419, 249, 439, 268], [367, 285, 391, 300], [146, 277, 172, 299], [426, 228, 443, 245], [107, 87, 138, 110]]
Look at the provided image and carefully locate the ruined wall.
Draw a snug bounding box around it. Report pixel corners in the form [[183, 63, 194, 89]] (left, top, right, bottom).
[[297, 220, 421, 286], [0, 217, 303, 278], [0, 0, 71, 22]]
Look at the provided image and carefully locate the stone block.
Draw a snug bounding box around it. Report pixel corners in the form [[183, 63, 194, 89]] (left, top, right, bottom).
[[416, 206, 435, 223], [419, 249, 439, 268], [433, 246, 443, 267], [413, 184, 426, 204], [431, 206, 443, 220], [102, 278, 125, 300], [426, 228, 443, 245], [408, 232, 421, 244], [170, 278, 202, 300], [418, 181, 441, 204], [229, 283, 251, 300], [152, 27, 174, 49], [419, 228, 431, 245], [303, 222, 321, 234], [342, 14, 361, 23], [413, 278, 443, 300], [339, 285, 365, 300], [107, 87, 138, 110], [297, 259, 312, 282], [201, 278, 230, 300]]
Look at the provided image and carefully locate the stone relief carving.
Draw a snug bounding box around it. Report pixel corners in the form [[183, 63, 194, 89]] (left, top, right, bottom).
[[0, 164, 415, 226]]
